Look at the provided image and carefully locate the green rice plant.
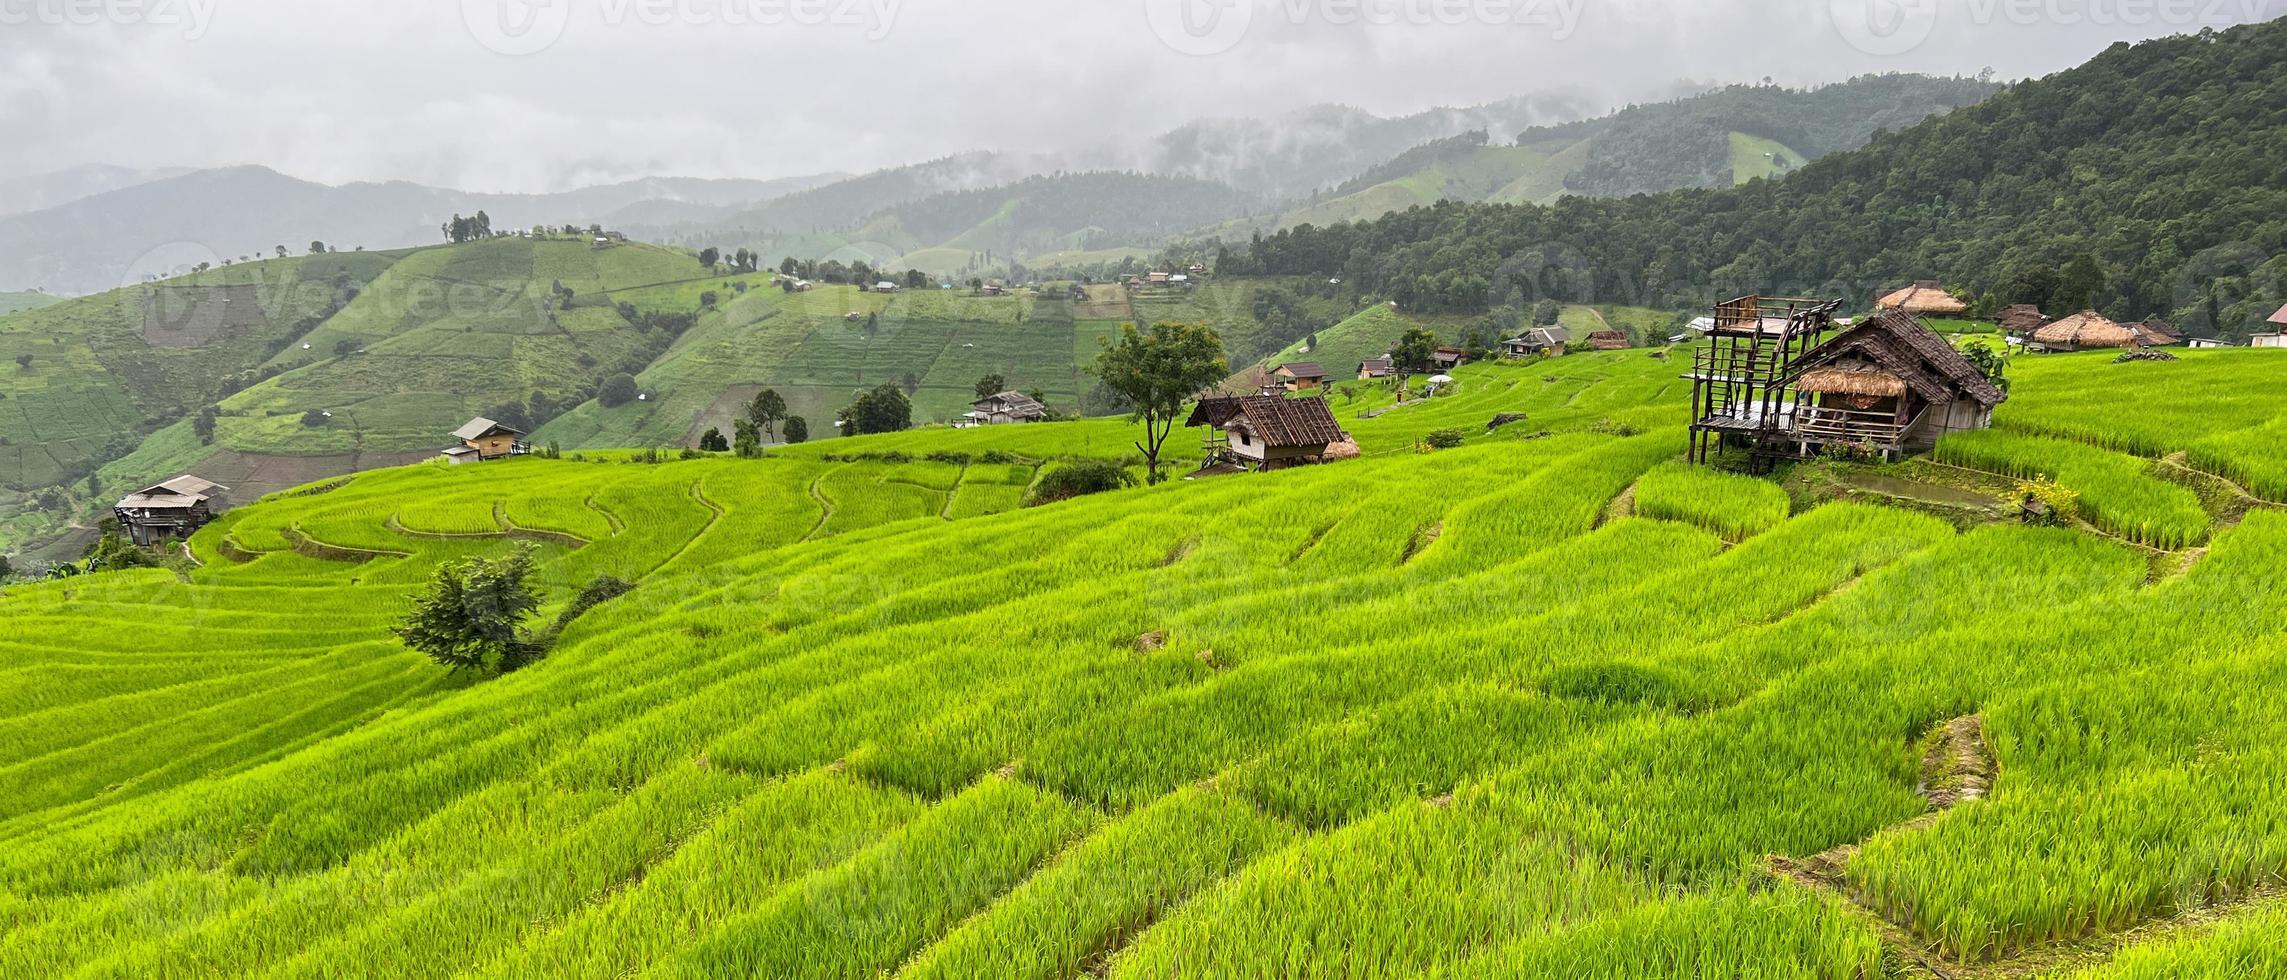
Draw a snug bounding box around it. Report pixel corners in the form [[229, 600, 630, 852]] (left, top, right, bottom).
[[1632, 461, 1791, 541], [1938, 428, 2211, 549]]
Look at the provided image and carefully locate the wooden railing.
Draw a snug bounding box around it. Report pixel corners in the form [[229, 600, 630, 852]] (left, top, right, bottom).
[[1793, 406, 1924, 446]]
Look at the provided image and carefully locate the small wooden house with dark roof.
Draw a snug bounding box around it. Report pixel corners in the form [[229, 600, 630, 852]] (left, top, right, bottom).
[[964, 391, 1049, 426], [1504, 326, 1569, 358], [1877, 281, 1969, 318], [1585, 330, 1629, 351], [447, 417, 528, 464], [2128, 319, 2182, 347], [1272, 361, 1328, 391], [114, 475, 226, 546], [2030, 311, 2139, 352], [1428, 347, 1469, 370], [1998, 304, 2048, 337], [1187, 395, 1349, 472], [1357, 356, 1392, 380], [1783, 309, 2008, 456]]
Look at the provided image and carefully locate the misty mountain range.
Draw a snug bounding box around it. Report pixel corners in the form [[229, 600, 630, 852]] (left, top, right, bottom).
[[0, 79, 1995, 295]]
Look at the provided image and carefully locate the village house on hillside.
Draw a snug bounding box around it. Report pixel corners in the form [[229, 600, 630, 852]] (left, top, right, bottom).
[[2029, 310, 2140, 352], [1357, 356, 1392, 380], [1272, 361, 1328, 392], [114, 475, 226, 546], [1877, 280, 1970, 318], [1187, 395, 1352, 472], [1429, 347, 1468, 370], [961, 391, 1049, 426], [444, 417, 528, 464], [1685, 296, 2005, 465], [1504, 326, 1570, 358], [1586, 330, 1629, 351]]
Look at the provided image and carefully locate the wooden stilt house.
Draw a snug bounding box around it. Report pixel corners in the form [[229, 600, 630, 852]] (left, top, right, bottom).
[[114, 475, 226, 546], [1782, 309, 2008, 457], [1685, 296, 1842, 465]]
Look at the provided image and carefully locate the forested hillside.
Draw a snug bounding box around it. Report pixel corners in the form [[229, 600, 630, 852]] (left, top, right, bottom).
[[1226, 22, 2287, 340]]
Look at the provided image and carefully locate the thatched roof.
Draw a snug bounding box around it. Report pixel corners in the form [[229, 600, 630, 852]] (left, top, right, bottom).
[[1586, 330, 1628, 350], [1798, 367, 1908, 398], [1998, 304, 2047, 333], [1222, 396, 1346, 448], [2034, 310, 2139, 349], [1878, 281, 1969, 316], [1787, 309, 2007, 408]]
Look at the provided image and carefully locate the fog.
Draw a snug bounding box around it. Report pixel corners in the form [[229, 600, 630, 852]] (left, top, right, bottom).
[[3, 0, 2276, 192]]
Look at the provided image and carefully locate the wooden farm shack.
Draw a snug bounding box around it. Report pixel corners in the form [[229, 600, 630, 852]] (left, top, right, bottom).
[[1998, 304, 2047, 337], [449, 417, 529, 463], [1782, 309, 2008, 457], [1357, 356, 1393, 380], [1429, 347, 1468, 370], [1503, 327, 1570, 357], [2128, 320, 2182, 347], [1187, 396, 1350, 472], [1272, 361, 1328, 391], [114, 475, 226, 546], [963, 391, 1049, 426], [1877, 280, 1969, 318], [1684, 295, 1842, 465], [2029, 310, 2139, 352], [1585, 330, 1629, 351]]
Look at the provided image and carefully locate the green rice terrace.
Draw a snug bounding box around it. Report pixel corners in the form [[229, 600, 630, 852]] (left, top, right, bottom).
[[4, 346, 2287, 977]]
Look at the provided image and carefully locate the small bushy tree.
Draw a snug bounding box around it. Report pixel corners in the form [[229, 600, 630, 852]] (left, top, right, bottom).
[[599, 373, 639, 408], [1092, 321, 1227, 484], [392, 546, 543, 675], [782, 415, 809, 444], [698, 427, 729, 452], [1026, 459, 1136, 506]]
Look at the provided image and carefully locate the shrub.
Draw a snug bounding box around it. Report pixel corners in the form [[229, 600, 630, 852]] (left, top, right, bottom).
[[1026, 459, 1135, 507], [550, 575, 634, 633], [1423, 429, 1466, 450]]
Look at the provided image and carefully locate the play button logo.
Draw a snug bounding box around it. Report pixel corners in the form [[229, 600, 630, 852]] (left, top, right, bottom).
[[1146, 0, 1254, 57], [464, 0, 571, 56]]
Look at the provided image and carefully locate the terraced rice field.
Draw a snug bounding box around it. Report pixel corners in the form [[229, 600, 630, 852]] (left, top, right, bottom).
[[4, 348, 2286, 976]]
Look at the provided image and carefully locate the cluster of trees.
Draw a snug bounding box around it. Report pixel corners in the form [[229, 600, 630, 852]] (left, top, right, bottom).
[[441, 211, 495, 244], [837, 384, 912, 436], [1216, 22, 2287, 338], [699, 247, 763, 274]]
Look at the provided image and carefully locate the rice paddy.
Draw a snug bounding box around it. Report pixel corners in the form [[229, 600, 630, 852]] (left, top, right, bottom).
[[3, 348, 2285, 976]]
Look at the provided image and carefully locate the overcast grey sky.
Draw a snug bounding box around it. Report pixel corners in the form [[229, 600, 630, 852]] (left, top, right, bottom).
[[3, 0, 2277, 192]]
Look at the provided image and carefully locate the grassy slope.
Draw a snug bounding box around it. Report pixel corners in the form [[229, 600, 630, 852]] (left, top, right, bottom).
[[0, 291, 61, 317], [1729, 132, 1811, 184], [0, 251, 403, 489], [5, 350, 2287, 975]]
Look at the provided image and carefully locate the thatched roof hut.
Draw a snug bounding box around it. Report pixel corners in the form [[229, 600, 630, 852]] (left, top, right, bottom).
[[2128, 320, 2182, 347], [1586, 330, 1628, 351], [1877, 281, 1969, 317], [2033, 310, 2139, 350]]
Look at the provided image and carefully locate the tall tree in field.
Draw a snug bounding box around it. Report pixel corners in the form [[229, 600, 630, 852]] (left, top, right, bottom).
[[841, 384, 911, 435], [747, 388, 787, 440], [1388, 327, 1438, 394], [699, 247, 720, 271], [392, 546, 544, 675], [783, 415, 809, 444], [1093, 321, 1226, 485], [974, 373, 1006, 399]]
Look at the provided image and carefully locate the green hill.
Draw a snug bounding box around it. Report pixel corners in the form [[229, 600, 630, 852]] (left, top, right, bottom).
[[6, 346, 2287, 975], [0, 291, 59, 317], [1244, 74, 1996, 234], [1230, 19, 2287, 334]]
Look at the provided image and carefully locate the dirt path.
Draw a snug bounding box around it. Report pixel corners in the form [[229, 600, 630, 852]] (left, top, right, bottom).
[[800, 466, 838, 542]]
